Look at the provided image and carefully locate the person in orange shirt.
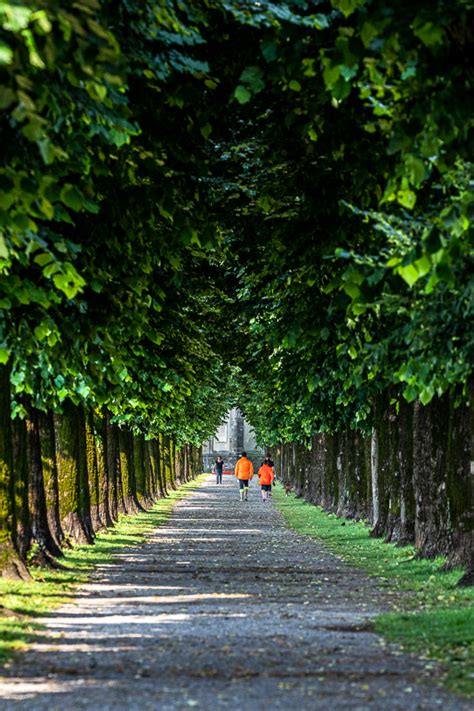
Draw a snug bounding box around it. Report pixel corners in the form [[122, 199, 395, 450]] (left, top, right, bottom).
[[235, 451, 254, 501], [257, 460, 275, 502]]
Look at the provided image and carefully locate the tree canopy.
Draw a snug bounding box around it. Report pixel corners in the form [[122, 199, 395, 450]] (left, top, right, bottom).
[[1, 0, 472, 445]]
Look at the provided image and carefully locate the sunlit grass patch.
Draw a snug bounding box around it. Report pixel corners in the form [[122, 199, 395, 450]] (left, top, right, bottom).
[[0, 476, 206, 664], [273, 484, 474, 697]]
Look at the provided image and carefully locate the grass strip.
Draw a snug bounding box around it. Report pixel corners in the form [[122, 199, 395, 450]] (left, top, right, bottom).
[[0, 476, 207, 665], [273, 484, 474, 697]]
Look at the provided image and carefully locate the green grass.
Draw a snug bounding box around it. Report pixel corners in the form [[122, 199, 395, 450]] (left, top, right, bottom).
[[273, 484, 474, 697], [0, 476, 206, 664]]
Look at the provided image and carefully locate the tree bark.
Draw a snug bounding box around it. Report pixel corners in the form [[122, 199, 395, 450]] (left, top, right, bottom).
[[39, 410, 64, 548], [105, 411, 119, 521], [85, 410, 103, 532], [412, 397, 450, 558], [152, 437, 165, 498], [370, 426, 379, 527], [12, 415, 32, 558], [54, 402, 94, 544], [445, 390, 473, 572], [133, 434, 149, 504], [0, 363, 30, 579], [25, 402, 63, 560], [398, 399, 415, 545], [118, 428, 141, 512]]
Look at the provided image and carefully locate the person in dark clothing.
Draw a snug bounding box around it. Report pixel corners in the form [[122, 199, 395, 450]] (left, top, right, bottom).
[[214, 456, 224, 484]]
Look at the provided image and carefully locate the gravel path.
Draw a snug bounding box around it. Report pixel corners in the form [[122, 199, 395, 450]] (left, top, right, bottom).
[[0, 476, 469, 710]]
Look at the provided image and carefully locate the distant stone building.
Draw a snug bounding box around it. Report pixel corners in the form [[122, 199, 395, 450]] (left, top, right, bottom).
[[202, 408, 263, 471]]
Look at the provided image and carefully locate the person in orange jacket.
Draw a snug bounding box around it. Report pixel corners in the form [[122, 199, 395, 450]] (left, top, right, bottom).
[[235, 451, 254, 501], [257, 460, 274, 502]]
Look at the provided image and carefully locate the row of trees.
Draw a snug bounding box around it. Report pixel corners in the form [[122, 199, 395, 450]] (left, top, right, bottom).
[[211, 1, 473, 582], [1, 372, 202, 578], [0, 1, 237, 577], [274, 392, 471, 575]]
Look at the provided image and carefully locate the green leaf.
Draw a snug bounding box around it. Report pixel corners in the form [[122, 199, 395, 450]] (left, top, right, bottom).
[[261, 39, 277, 62], [85, 81, 107, 101], [288, 80, 301, 92], [0, 42, 13, 65], [331, 0, 365, 18], [200, 122, 212, 139], [60, 185, 84, 211], [420, 385, 435, 405], [53, 273, 82, 299], [240, 66, 265, 94], [413, 20, 445, 48], [0, 87, 15, 108], [397, 263, 420, 287], [34, 322, 50, 341], [0, 234, 9, 259], [234, 85, 252, 104], [343, 283, 361, 299], [397, 188, 417, 209], [0, 347, 10, 364], [313, 14, 330, 30]]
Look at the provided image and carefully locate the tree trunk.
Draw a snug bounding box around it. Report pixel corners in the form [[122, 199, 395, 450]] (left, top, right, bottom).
[[183, 443, 190, 483], [133, 434, 149, 504], [0, 363, 30, 579], [94, 409, 113, 528], [412, 397, 450, 558], [105, 411, 119, 521], [325, 433, 339, 512], [25, 402, 63, 560], [85, 410, 103, 532], [119, 428, 141, 512], [39, 410, 64, 548], [445, 390, 473, 571], [336, 431, 355, 518], [54, 402, 94, 544], [12, 415, 32, 558], [146, 439, 158, 498], [398, 399, 415, 545], [152, 437, 165, 497]]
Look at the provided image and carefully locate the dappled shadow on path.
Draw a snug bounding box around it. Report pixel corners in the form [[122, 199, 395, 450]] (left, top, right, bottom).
[[0, 478, 469, 711]]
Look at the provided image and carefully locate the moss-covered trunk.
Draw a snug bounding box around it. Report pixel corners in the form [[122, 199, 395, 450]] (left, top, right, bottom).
[[54, 402, 94, 544], [94, 409, 113, 528], [39, 410, 64, 547], [153, 437, 165, 497], [12, 414, 31, 558], [0, 363, 29, 579], [133, 434, 151, 505], [183, 444, 190, 483], [105, 411, 119, 521], [25, 401, 62, 559], [85, 410, 103, 532], [119, 428, 140, 512], [145, 439, 157, 499]]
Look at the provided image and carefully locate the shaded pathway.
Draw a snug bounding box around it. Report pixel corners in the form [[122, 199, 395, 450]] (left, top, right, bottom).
[[0, 476, 469, 710]]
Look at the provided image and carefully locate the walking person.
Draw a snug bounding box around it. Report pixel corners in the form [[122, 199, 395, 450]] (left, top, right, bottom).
[[235, 451, 254, 501], [214, 456, 224, 485], [266, 453, 275, 497], [258, 459, 274, 502]]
